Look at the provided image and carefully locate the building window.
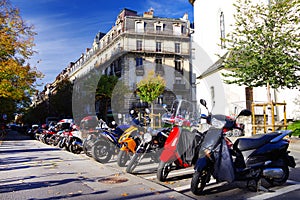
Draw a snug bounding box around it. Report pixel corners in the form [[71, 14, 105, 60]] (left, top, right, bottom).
[[156, 25, 162, 32], [173, 24, 182, 35], [154, 22, 164, 33], [220, 11, 226, 49], [156, 42, 162, 52], [175, 60, 183, 74], [136, 57, 143, 67], [136, 40, 143, 51], [175, 43, 181, 53], [155, 58, 162, 65], [135, 21, 144, 33]]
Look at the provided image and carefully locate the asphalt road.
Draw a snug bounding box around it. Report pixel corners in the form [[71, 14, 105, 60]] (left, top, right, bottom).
[[1, 131, 300, 200]]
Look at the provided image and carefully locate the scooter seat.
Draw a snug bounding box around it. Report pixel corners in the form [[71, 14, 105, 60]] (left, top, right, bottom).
[[234, 132, 281, 151]]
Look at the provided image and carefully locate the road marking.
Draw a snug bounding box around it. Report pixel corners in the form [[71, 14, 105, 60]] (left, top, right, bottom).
[[246, 180, 300, 200], [144, 167, 195, 180], [173, 178, 220, 192]]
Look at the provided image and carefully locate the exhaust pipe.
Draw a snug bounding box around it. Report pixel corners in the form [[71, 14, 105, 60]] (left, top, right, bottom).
[[263, 168, 284, 179]]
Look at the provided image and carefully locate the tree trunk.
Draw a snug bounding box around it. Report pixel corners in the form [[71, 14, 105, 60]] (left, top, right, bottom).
[[267, 82, 272, 132]]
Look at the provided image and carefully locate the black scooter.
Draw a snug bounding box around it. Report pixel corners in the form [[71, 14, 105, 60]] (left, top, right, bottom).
[[191, 99, 296, 195]]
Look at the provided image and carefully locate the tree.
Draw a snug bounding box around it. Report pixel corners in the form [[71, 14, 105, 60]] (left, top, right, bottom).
[[95, 75, 119, 121], [50, 79, 73, 118], [0, 0, 43, 118], [136, 70, 166, 113], [222, 0, 300, 102]]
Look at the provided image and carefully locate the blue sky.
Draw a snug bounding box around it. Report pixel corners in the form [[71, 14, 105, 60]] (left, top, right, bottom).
[[10, 0, 194, 91]]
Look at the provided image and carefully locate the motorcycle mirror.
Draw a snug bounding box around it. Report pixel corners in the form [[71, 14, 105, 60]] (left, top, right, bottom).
[[238, 109, 252, 117], [162, 104, 168, 111], [200, 99, 207, 108], [111, 121, 116, 126], [145, 108, 150, 114]]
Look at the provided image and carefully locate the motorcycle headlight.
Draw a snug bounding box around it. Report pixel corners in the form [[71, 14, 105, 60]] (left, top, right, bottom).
[[143, 132, 152, 143], [211, 117, 226, 129]]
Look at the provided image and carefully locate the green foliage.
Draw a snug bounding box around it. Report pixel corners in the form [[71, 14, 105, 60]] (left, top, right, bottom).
[[95, 75, 119, 100], [288, 120, 300, 136], [222, 0, 300, 89], [0, 0, 43, 118], [136, 71, 166, 103], [95, 75, 119, 121], [50, 80, 73, 118]]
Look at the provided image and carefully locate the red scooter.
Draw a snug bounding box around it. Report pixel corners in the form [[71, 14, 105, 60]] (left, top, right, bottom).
[[157, 99, 202, 181]]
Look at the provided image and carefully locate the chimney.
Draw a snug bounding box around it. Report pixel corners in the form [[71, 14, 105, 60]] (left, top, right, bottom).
[[143, 8, 154, 18]]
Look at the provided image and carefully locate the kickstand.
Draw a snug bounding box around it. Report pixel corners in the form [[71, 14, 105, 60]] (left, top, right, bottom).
[[247, 179, 273, 192], [257, 179, 275, 192]]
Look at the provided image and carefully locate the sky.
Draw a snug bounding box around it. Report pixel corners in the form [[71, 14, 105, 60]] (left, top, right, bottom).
[[10, 0, 194, 91]]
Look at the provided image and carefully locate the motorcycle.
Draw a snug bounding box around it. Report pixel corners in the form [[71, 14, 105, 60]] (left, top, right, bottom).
[[156, 99, 203, 182], [125, 127, 170, 173], [67, 125, 83, 154], [117, 104, 152, 167], [81, 116, 101, 157], [91, 119, 126, 163], [190, 99, 296, 195]]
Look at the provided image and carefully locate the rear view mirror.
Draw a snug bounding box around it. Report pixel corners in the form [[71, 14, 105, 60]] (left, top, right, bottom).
[[162, 104, 168, 111], [238, 109, 252, 117], [200, 99, 207, 108]]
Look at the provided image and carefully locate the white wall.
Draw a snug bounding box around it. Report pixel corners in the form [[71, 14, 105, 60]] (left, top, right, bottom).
[[192, 0, 299, 121]]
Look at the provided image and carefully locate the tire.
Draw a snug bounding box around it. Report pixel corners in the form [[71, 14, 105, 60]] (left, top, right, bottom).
[[117, 150, 130, 167], [91, 140, 112, 163], [69, 139, 82, 154], [53, 136, 60, 146], [157, 161, 172, 182], [44, 135, 50, 145], [83, 142, 92, 157], [191, 169, 210, 195], [126, 153, 142, 173], [265, 166, 289, 186], [58, 138, 65, 148]]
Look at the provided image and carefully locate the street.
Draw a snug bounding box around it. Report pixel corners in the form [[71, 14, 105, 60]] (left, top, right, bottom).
[[1, 131, 300, 200]]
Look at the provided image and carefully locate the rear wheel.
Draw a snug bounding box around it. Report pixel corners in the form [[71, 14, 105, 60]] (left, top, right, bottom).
[[91, 140, 112, 163], [117, 150, 130, 167], [157, 161, 172, 182], [191, 169, 210, 195]]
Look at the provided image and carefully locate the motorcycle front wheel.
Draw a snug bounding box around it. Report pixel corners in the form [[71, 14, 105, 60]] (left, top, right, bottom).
[[191, 169, 210, 195], [83, 141, 92, 157], [117, 150, 130, 167], [91, 140, 112, 163], [126, 153, 142, 173], [69, 139, 82, 154], [157, 161, 172, 182]]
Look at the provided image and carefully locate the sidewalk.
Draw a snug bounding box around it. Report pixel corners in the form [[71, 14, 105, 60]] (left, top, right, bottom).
[[0, 130, 193, 200]]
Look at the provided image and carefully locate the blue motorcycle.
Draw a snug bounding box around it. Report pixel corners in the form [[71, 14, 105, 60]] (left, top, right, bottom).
[[90, 119, 129, 163]]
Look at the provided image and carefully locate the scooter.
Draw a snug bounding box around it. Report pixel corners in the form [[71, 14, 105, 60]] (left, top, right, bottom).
[[190, 99, 296, 195], [157, 99, 202, 181]]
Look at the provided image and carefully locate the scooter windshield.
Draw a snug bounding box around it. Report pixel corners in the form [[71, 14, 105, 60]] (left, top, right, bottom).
[[198, 127, 222, 158]]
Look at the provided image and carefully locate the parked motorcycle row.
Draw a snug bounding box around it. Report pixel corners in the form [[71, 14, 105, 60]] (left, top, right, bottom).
[[31, 98, 296, 196]]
